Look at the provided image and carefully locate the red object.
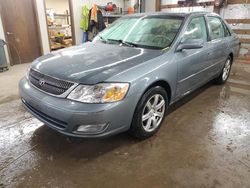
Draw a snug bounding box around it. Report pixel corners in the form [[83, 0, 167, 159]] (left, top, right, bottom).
[[106, 4, 114, 11]]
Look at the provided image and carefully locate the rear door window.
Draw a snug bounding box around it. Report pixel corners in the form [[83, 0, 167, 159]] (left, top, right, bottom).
[[222, 21, 231, 37], [207, 16, 225, 40]]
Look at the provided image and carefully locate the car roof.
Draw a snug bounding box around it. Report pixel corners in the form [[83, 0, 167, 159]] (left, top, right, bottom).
[[122, 11, 219, 18]]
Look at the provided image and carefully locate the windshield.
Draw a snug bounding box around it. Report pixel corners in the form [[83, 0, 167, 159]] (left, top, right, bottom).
[[96, 16, 183, 50]]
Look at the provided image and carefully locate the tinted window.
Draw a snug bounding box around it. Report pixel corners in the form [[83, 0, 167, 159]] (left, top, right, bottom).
[[208, 17, 225, 40], [182, 16, 208, 43]]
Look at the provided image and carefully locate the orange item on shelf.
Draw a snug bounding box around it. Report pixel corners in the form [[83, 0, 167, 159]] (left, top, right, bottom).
[[128, 6, 134, 14]]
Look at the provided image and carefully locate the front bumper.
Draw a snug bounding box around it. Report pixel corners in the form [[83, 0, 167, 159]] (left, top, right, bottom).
[[19, 77, 138, 138]]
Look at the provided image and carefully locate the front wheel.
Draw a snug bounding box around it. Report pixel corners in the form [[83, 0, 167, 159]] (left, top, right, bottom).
[[214, 57, 232, 85], [129, 86, 168, 139]]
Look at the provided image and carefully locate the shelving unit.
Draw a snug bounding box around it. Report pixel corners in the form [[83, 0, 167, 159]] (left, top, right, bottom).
[[48, 26, 70, 29], [47, 11, 71, 25], [46, 9, 73, 51]]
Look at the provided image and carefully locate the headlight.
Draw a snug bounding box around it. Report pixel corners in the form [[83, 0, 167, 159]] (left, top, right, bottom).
[[67, 83, 129, 103]]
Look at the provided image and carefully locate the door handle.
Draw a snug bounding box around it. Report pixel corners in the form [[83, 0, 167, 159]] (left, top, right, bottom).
[[6, 32, 14, 35]]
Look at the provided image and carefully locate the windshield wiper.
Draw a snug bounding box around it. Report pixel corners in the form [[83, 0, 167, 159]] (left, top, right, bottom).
[[122, 41, 138, 48], [101, 38, 162, 49], [99, 36, 107, 43], [105, 39, 138, 47]]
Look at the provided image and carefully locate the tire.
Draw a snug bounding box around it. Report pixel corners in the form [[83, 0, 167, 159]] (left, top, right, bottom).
[[129, 86, 168, 139], [214, 57, 232, 85]]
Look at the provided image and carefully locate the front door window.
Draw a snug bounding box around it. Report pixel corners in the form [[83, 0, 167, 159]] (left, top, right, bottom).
[[182, 16, 208, 43]]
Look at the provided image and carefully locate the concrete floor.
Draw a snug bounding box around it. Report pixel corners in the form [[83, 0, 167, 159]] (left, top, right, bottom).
[[0, 62, 250, 188]]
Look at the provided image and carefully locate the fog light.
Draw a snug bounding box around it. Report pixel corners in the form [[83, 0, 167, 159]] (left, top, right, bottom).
[[76, 123, 108, 134]]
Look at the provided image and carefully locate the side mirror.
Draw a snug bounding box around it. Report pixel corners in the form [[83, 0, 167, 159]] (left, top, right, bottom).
[[176, 39, 204, 52]]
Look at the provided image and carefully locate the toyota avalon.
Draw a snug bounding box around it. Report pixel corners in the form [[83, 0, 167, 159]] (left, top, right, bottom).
[[19, 12, 239, 139]]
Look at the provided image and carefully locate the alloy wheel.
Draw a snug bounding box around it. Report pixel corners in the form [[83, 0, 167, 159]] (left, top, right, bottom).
[[142, 94, 165, 132], [222, 59, 231, 81]]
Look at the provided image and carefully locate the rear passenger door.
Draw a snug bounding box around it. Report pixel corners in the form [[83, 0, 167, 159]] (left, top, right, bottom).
[[206, 16, 230, 78]]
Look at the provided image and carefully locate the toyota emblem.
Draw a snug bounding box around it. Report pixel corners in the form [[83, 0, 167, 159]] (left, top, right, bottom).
[[39, 79, 45, 86]]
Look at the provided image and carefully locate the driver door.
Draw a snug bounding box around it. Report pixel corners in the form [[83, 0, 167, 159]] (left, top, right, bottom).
[[175, 16, 213, 97]]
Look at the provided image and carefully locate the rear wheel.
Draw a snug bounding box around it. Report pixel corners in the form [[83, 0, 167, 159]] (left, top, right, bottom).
[[129, 86, 168, 139], [214, 57, 232, 84]]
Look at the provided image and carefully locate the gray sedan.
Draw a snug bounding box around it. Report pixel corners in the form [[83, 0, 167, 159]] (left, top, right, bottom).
[[19, 12, 239, 139]]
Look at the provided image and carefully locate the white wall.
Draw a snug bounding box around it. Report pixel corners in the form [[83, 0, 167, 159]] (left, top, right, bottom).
[[0, 14, 10, 65], [161, 0, 214, 13], [145, 0, 156, 12], [161, 6, 214, 13], [162, 0, 214, 4], [35, 0, 50, 55], [220, 4, 250, 57], [45, 0, 69, 14], [220, 4, 250, 19], [71, 0, 83, 45], [162, 0, 178, 4]]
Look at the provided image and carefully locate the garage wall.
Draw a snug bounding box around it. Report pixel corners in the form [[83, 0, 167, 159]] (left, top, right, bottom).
[[161, 0, 214, 12], [220, 4, 250, 19], [35, 0, 51, 55], [145, 0, 156, 12], [162, 0, 177, 4], [45, 0, 69, 14], [220, 2, 250, 63], [71, 0, 82, 45], [0, 14, 10, 65], [161, 5, 214, 12]]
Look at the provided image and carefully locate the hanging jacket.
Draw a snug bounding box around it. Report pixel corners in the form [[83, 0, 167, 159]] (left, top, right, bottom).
[[96, 10, 106, 31], [88, 9, 106, 32], [80, 5, 89, 32], [90, 4, 98, 23]]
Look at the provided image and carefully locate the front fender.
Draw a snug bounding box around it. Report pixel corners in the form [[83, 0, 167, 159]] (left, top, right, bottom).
[[107, 52, 178, 105]]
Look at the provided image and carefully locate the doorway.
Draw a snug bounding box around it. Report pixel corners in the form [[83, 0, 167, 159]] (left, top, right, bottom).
[[0, 0, 42, 65], [44, 0, 75, 51]]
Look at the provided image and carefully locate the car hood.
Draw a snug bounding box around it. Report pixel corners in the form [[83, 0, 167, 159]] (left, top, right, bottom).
[[31, 42, 164, 84]]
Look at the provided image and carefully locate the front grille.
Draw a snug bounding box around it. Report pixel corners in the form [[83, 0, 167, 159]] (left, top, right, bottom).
[[29, 69, 74, 95]]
